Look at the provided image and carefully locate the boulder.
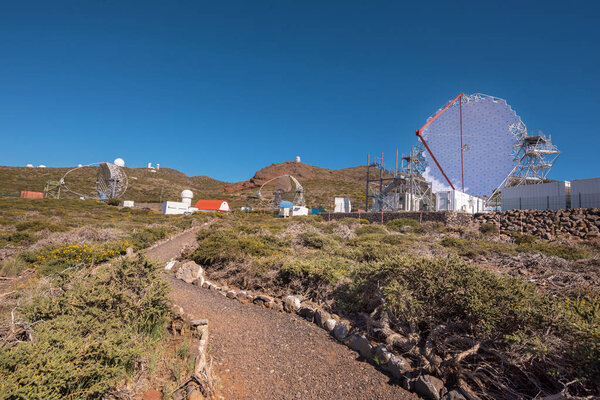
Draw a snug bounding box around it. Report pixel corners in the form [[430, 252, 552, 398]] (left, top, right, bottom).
[[190, 319, 208, 327], [175, 261, 204, 284], [236, 291, 248, 300], [443, 390, 467, 400], [314, 308, 331, 328], [226, 290, 237, 299], [324, 318, 337, 332], [284, 296, 301, 312], [164, 260, 177, 271], [385, 354, 410, 380], [373, 345, 392, 365], [254, 294, 273, 303], [193, 276, 205, 287], [347, 334, 372, 360], [332, 321, 349, 342], [253, 294, 274, 307], [298, 306, 315, 322], [414, 375, 445, 400]]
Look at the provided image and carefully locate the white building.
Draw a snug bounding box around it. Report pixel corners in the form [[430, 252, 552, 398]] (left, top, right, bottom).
[[279, 205, 309, 217], [571, 178, 600, 208], [334, 197, 351, 213], [162, 190, 198, 214], [435, 190, 485, 214], [501, 181, 570, 211]]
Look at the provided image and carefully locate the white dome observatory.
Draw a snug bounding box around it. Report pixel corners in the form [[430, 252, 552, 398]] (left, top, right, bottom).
[[114, 158, 125, 167], [26, 164, 34, 168], [181, 190, 194, 206]]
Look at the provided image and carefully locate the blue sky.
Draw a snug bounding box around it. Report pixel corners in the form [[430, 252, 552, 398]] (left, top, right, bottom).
[[0, 1, 598, 182]]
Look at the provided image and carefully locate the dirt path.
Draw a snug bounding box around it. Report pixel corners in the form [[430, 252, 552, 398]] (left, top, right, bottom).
[[146, 230, 416, 400]]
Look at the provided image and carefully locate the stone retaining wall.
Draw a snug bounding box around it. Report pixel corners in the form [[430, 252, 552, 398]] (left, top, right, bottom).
[[475, 208, 600, 240], [319, 211, 473, 227]]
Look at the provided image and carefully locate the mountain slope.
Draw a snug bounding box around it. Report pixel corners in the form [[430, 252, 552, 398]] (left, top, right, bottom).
[[0, 161, 368, 210]]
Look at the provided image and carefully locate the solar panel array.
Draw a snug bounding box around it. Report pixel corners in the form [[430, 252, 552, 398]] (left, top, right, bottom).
[[420, 94, 523, 197]]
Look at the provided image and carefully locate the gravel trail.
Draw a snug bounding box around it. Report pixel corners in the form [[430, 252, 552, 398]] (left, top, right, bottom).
[[146, 229, 416, 400]]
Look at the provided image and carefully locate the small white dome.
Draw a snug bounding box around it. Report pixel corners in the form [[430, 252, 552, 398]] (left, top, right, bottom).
[[38, 165, 46, 168], [26, 164, 34, 168], [113, 158, 125, 167], [77, 164, 83, 168], [181, 189, 194, 199]]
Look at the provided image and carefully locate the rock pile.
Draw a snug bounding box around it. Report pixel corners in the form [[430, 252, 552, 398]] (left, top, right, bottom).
[[475, 208, 600, 240]]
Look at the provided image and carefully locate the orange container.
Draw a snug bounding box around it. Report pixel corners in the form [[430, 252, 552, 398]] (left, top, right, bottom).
[[20, 191, 45, 199]]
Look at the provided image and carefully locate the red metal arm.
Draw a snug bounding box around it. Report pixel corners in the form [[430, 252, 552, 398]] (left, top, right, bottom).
[[415, 93, 463, 191]]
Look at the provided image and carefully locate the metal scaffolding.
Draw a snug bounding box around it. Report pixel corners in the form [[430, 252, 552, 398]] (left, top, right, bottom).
[[365, 144, 432, 212], [487, 130, 560, 208]]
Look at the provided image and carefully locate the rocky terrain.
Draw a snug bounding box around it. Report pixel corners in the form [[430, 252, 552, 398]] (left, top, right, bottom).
[[476, 208, 600, 240]]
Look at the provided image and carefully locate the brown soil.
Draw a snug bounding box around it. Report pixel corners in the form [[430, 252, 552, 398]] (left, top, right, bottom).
[[146, 230, 416, 400]]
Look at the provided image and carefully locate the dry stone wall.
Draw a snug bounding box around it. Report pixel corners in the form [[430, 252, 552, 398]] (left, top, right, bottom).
[[475, 208, 600, 240], [320, 211, 473, 226]]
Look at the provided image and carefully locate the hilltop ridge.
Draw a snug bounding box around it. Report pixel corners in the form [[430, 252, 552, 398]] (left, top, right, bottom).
[[0, 161, 367, 209]]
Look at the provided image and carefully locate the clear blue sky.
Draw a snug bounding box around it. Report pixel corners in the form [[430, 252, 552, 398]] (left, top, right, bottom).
[[1, 1, 598, 182]]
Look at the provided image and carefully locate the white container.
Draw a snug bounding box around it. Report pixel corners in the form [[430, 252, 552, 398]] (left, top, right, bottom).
[[435, 190, 484, 214], [291, 206, 309, 216], [501, 181, 570, 210], [571, 177, 600, 208], [162, 201, 190, 215], [123, 200, 134, 208], [334, 197, 351, 213]]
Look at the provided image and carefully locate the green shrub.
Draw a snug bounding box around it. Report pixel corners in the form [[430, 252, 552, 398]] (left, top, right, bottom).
[[31, 242, 131, 275], [512, 233, 536, 245], [0, 256, 170, 399], [281, 256, 354, 284], [355, 224, 387, 236], [128, 227, 171, 250], [15, 220, 70, 232], [0, 256, 27, 276], [386, 218, 420, 232], [3, 231, 36, 245], [479, 222, 499, 235], [299, 232, 334, 249], [106, 198, 120, 206], [192, 230, 281, 266], [523, 242, 592, 260], [347, 256, 557, 337]]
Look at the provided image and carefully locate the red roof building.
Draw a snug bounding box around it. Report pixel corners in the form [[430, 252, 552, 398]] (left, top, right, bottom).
[[194, 200, 231, 213]]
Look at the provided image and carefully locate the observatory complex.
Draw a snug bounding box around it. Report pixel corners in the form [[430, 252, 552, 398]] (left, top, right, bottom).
[[364, 93, 566, 213]]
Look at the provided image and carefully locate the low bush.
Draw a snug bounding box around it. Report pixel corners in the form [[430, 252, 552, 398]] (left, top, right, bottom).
[[355, 224, 387, 236], [2, 231, 36, 245], [299, 232, 335, 249], [512, 233, 537, 245], [386, 218, 420, 232], [280, 256, 354, 284], [15, 220, 70, 233], [192, 230, 283, 266], [479, 222, 498, 235], [0, 256, 27, 276], [347, 256, 558, 336], [30, 242, 130, 275], [0, 256, 170, 399], [128, 227, 171, 250]]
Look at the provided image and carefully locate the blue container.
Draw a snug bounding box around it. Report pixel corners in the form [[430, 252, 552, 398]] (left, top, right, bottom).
[[279, 201, 294, 209]]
